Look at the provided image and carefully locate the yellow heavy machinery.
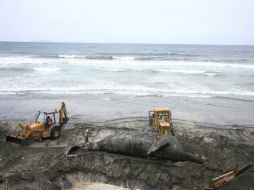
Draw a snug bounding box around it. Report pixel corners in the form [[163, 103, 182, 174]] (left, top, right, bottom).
[[6, 102, 68, 144], [148, 107, 174, 135], [204, 161, 254, 189]]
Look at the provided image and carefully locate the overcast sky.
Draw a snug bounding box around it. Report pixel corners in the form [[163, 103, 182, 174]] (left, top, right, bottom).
[[0, 0, 253, 45]]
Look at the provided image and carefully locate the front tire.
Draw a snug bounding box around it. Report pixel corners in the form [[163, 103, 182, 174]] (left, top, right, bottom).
[[51, 127, 61, 139], [35, 133, 42, 142]]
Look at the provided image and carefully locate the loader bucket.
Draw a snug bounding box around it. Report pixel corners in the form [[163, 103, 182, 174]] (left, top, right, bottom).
[[6, 135, 29, 145]]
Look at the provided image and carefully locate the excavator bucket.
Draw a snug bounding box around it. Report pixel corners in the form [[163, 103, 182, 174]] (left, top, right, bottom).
[[6, 135, 29, 145], [59, 102, 68, 125], [6, 135, 21, 144]]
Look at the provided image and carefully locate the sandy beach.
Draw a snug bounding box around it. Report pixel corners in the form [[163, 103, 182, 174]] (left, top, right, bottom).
[[0, 93, 254, 190]]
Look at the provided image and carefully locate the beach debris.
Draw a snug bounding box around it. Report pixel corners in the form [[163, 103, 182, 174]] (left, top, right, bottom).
[[5, 102, 69, 144], [204, 161, 254, 189], [148, 107, 174, 135]]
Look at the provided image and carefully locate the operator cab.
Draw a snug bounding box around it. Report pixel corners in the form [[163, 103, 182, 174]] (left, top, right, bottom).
[[35, 111, 58, 128], [148, 107, 174, 135]]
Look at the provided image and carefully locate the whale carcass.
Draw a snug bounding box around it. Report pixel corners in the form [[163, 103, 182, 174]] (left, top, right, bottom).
[[66, 130, 204, 164]]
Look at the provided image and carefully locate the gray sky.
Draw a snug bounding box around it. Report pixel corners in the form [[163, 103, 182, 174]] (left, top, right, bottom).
[[0, 0, 253, 45]]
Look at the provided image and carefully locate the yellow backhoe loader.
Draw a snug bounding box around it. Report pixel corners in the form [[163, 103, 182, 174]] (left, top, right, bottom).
[[148, 107, 174, 135], [6, 102, 68, 144]]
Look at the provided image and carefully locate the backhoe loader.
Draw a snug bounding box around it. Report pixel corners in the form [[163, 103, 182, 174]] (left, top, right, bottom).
[[148, 107, 174, 135], [6, 102, 68, 144]]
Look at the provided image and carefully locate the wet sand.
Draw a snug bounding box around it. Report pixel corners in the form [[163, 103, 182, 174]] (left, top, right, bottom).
[[0, 93, 254, 125]]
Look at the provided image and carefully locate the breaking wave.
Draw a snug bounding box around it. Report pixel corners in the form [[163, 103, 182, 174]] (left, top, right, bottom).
[[94, 68, 222, 76], [33, 67, 61, 72], [43, 53, 254, 63], [38, 52, 253, 62], [0, 67, 32, 72], [56, 55, 135, 60], [0, 46, 254, 100], [57, 55, 87, 59], [0, 83, 254, 98]]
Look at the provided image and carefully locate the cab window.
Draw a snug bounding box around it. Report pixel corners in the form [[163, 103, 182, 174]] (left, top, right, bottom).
[[36, 112, 46, 122], [157, 111, 169, 119]]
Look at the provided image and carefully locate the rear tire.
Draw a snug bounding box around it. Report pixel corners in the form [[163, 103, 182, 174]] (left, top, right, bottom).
[[33, 133, 42, 142], [37, 134, 42, 142]]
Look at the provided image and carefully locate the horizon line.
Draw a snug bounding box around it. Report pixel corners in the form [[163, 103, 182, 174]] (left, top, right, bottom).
[[0, 40, 253, 46]]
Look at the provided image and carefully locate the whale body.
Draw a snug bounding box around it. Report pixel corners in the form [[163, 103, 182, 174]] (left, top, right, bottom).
[[66, 131, 204, 164]]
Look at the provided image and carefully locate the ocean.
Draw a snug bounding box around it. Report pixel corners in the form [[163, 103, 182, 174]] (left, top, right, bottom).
[[0, 42, 254, 100]]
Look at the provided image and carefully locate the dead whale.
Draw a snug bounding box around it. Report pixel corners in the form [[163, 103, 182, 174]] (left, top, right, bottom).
[[66, 131, 204, 164]]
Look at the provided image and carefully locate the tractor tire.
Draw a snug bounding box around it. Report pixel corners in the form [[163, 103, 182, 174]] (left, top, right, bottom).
[[51, 127, 61, 139], [35, 134, 42, 142]]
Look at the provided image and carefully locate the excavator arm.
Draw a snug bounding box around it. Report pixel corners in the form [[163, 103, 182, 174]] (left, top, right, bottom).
[[59, 102, 68, 125]]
